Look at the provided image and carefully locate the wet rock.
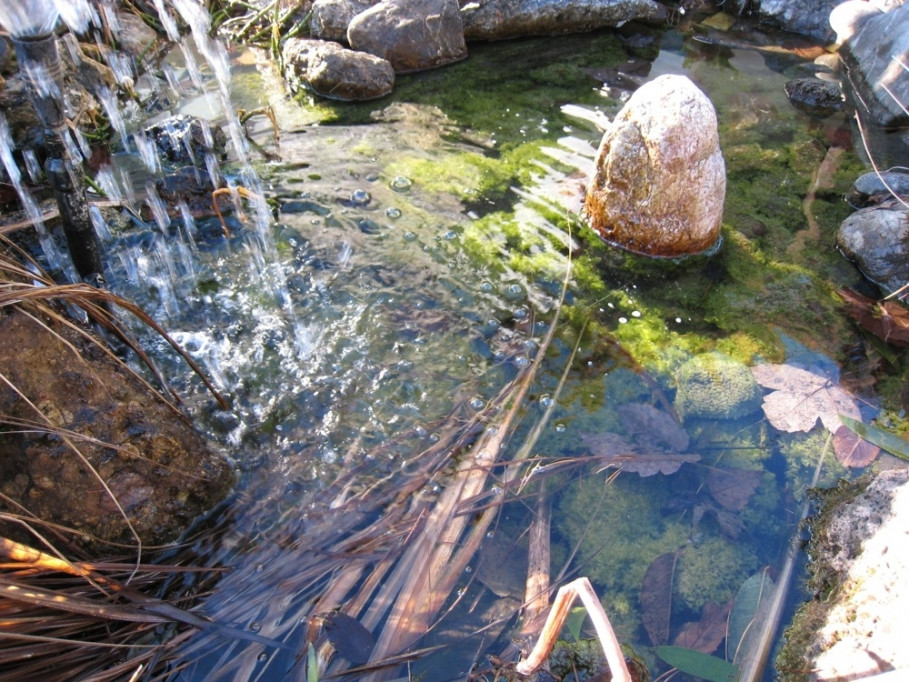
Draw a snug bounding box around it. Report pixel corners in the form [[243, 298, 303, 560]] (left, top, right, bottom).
[[144, 114, 227, 165], [674, 352, 763, 420], [778, 468, 909, 681], [836, 1, 909, 127], [0, 308, 233, 551], [584, 74, 725, 258], [836, 204, 909, 294], [784, 77, 843, 117], [846, 169, 909, 208], [310, 0, 379, 42], [282, 37, 395, 101], [347, 0, 467, 73], [460, 0, 668, 40], [729, 0, 839, 41]]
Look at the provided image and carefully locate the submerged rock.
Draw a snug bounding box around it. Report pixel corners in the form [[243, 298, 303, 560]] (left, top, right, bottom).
[[460, 0, 668, 40], [282, 37, 395, 101], [784, 77, 843, 118], [674, 352, 763, 421], [347, 0, 467, 73], [584, 74, 726, 258], [836, 204, 909, 295], [0, 308, 233, 551], [846, 169, 909, 208], [144, 114, 227, 165]]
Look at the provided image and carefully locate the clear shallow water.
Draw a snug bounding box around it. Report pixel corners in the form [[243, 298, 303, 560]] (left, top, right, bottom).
[[58, 18, 886, 681]]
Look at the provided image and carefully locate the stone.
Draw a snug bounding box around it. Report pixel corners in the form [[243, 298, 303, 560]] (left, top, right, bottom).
[[846, 169, 909, 208], [0, 308, 233, 550], [784, 77, 843, 118], [310, 0, 378, 41], [144, 114, 227, 164], [460, 0, 668, 40], [777, 468, 909, 681], [838, 2, 909, 127], [282, 37, 395, 101], [747, 0, 842, 41], [674, 352, 763, 420], [347, 0, 466, 73], [584, 74, 726, 258], [836, 204, 909, 294]]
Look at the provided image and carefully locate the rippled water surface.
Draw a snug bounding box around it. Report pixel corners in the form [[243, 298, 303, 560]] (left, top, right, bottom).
[[79, 18, 890, 681]]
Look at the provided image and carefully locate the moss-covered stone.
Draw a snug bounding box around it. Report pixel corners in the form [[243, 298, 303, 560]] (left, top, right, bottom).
[[674, 351, 763, 420]]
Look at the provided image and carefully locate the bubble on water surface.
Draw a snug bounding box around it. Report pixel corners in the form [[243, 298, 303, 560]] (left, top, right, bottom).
[[390, 175, 412, 192], [349, 188, 371, 206], [385, 207, 402, 219]]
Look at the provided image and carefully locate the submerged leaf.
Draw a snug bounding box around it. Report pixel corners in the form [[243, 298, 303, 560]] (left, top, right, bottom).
[[727, 569, 775, 666], [751, 363, 861, 434], [618, 403, 690, 452], [656, 645, 738, 682], [839, 414, 909, 463], [641, 551, 678, 646], [833, 424, 880, 468], [707, 467, 763, 511], [840, 288, 909, 348], [674, 600, 732, 654], [597, 453, 701, 477], [320, 612, 374, 665]]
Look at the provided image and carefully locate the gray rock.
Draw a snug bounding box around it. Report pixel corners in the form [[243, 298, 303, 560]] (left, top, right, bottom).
[[584, 74, 726, 258], [751, 0, 840, 41], [784, 77, 843, 117], [347, 0, 466, 73], [460, 0, 668, 41], [282, 37, 395, 101], [838, 2, 909, 127], [846, 169, 909, 208], [836, 204, 909, 294], [310, 0, 378, 42]]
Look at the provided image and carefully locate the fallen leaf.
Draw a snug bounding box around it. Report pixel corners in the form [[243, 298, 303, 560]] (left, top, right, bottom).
[[833, 424, 880, 468], [673, 600, 733, 654], [618, 403, 690, 452], [641, 551, 678, 647], [320, 612, 375, 665], [707, 468, 763, 511], [693, 502, 746, 539], [840, 288, 909, 348], [596, 453, 701, 477], [751, 363, 861, 434]]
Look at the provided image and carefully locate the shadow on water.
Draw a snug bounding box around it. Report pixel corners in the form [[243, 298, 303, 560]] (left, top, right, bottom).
[[12, 12, 895, 681]]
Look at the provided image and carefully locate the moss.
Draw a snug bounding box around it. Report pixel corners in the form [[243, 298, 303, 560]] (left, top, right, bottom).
[[777, 431, 848, 502], [676, 535, 759, 612], [674, 352, 763, 421]]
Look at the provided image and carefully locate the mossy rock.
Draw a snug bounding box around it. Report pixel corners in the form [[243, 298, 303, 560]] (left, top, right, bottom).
[[674, 352, 763, 420]]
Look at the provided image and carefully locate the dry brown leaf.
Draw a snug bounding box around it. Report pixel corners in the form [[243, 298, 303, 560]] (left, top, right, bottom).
[[673, 600, 733, 654], [833, 424, 881, 468], [751, 363, 862, 433]]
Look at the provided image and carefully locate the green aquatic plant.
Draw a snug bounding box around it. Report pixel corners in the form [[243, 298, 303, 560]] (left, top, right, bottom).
[[676, 535, 759, 613]]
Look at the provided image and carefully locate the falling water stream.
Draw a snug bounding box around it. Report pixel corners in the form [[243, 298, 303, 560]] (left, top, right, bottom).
[[1, 3, 900, 680]]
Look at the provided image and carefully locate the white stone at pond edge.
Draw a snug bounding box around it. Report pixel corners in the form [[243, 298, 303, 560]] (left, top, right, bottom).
[[584, 74, 726, 258]]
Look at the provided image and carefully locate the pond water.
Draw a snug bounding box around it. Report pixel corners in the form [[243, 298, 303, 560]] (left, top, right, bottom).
[[43, 13, 900, 682]]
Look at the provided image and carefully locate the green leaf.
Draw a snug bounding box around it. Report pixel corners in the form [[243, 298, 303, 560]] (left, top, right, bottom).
[[564, 606, 588, 642], [840, 415, 909, 462], [656, 645, 738, 682], [727, 569, 775, 664], [307, 643, 319, 682]]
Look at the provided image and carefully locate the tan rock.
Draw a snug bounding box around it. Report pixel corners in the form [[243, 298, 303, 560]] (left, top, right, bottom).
[[584, 74, 726, 258]]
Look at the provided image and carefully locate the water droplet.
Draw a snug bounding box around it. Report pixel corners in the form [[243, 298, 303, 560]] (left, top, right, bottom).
[[555, 423, 567, 433], [257, 652, 269, 662], [390, 175, 412, 192], [618, 317, 628, 324], [365, 171, 380, 182], [443, 229, 458, 240], [514, 356, 530, 368], [403, 230, 417, 242], [250, 622, 261, 632], [349, 189, 370, 206], [631, 310, 641, 318], [480, 281, 494, 292], [469, 397, 485, 410], [358, 218, 381, 234], [486, 530, 496, 538], [513, 306, 529, 320], [539, 394, 553, 407], [504, 283, 525, 301], [385, 207, 402, 219], [465, 565, 473, 574]]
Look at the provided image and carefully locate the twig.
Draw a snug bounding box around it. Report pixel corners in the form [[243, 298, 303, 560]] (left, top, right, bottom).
[[515, 576, 631, 681]]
